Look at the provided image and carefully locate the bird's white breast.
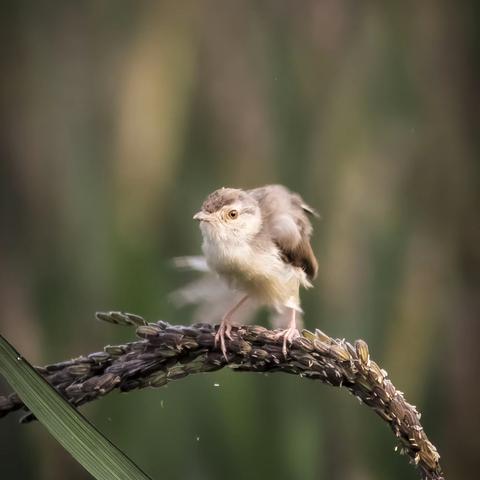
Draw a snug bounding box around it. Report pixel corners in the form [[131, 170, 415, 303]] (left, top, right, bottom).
[[202, 237, 308, 312]]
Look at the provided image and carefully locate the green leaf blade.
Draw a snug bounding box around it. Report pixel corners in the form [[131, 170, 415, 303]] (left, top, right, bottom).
[[0, 335, 152, 480]]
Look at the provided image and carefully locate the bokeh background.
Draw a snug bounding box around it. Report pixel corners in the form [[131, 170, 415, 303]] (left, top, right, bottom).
[[1, 2, 479, 479]]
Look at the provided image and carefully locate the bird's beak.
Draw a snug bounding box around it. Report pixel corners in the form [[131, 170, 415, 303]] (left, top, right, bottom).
[[193, 211, 210, 222]]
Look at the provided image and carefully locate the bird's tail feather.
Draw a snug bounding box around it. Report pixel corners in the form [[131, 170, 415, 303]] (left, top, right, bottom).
[[170, 256, 257, 325]]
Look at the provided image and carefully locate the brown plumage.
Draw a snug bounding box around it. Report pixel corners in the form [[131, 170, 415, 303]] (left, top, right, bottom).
[[248, 185, 319, 280], [202, 188, 253, 213]]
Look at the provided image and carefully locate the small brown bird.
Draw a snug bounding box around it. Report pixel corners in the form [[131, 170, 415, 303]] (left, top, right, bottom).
[[193, 185, 318, 357]]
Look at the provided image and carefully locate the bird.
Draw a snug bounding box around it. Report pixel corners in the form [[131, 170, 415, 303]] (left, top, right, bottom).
[[192, 184, 319, 358]]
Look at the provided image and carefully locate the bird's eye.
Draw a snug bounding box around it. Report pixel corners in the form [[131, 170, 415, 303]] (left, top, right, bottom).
[[228, 209, 238, 219]]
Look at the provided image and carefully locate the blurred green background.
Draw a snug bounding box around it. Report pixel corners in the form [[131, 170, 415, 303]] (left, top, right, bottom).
[[1, 1, 478, 479]]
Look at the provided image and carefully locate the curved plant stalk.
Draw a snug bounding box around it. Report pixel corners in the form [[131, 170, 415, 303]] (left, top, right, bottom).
[[0, 312, 444, 480]]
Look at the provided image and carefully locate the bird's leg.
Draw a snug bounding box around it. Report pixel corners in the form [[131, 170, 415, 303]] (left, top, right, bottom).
[[275, 308, 300, 357], [215, 295, 248, 360]]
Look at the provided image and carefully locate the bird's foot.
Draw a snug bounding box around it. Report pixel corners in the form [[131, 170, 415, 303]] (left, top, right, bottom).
[[274, 327, 300, 357], [214, 320, 233, 361]]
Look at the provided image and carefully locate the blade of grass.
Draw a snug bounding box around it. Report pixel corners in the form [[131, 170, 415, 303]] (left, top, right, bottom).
[[0, 335, 152, 480]]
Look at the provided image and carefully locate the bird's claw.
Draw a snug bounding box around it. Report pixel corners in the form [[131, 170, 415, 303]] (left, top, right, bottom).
[[215, 321, 233, 361], [274, 327, 300, 357]]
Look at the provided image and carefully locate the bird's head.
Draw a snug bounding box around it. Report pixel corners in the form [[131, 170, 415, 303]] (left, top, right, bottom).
[[193, 188, 262, 243]]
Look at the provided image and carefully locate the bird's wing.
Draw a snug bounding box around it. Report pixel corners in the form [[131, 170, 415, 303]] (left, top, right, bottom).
[[248, 185, 319, 280]]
